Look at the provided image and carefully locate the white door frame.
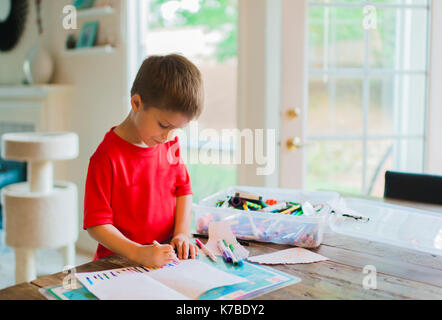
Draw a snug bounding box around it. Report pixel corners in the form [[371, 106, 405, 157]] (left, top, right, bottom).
[[426, 0, 442, 175], [279, 0, 308, 189], [237, 0, 307, 188]]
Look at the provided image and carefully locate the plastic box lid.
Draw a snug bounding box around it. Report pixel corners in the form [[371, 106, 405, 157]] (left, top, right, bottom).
[[329, 198, 442, 256]]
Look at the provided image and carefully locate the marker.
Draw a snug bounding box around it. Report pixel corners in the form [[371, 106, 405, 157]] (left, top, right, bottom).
[[280, 205, 299, 215], [153, 240, 179, 262], [195, 238, 217, 262], [222, 240, 239, 265], [217, 240, 232, 263], [228, 243, 244, 266], [86, 277, 93, 285], [262, 202, 288, 212]]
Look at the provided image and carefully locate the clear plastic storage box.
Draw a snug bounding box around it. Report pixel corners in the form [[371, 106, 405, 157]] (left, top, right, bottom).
[[193, 186, 340, 248]]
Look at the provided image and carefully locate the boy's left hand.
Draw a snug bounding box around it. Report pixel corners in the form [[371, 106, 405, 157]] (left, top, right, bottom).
[[170, 233, 199, 260]]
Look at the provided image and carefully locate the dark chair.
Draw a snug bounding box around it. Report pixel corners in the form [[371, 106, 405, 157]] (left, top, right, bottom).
[[384, 171, 442, 205], [0, 159, 27, 229]]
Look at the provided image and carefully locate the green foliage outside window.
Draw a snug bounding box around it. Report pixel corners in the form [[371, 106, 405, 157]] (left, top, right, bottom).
[[148, 0, 238, 62]]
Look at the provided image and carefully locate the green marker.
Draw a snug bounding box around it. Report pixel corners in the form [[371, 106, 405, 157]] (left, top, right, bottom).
[[228, 243, 244, 266]]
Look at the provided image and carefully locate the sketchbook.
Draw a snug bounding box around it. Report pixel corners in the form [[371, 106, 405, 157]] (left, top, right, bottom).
[[43, 255, 301, 300], [75, 259, 247, 300]]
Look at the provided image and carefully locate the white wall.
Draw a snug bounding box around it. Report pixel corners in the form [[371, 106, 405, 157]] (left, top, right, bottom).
[[1, 0, 131, 254], [47, 0, 130, 253], [0, 0, 51, 84]]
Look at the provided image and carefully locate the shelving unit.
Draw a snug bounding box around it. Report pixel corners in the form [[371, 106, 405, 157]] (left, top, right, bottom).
[[76, 6, 115, 19], [63, 45, 115, 56], [62, 5, 117, 56]]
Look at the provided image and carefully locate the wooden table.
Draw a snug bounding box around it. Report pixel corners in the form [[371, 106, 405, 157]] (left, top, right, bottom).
[[1, 197, 441, 300]]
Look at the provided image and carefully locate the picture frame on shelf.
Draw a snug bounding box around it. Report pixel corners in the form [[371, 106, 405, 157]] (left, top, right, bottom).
[[76, 21, 99, 49]]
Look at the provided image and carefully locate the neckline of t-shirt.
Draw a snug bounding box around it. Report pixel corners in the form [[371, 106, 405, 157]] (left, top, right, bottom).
[[108, 126, 159, 156]]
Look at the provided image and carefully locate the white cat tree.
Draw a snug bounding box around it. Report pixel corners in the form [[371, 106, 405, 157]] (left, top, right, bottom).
[[1, 132, 79, 284]]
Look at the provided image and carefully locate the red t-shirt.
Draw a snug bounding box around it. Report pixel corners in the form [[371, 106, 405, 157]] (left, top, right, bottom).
[[83, 127, 192, 260]]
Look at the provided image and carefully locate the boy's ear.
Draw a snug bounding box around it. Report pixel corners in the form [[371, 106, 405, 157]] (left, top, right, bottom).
[[130, 94, 143, 112]]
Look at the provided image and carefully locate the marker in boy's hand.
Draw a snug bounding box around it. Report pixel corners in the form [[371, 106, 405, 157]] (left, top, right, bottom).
[[153, 240, 179, 262], [170, 233, 199, 260]]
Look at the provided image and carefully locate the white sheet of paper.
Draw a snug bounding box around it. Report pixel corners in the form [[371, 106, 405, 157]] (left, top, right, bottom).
[[205, 221, 249, 259], [147, 259, 248, 299], [247, 247, 328, 265], [76, 272, 189, 300]]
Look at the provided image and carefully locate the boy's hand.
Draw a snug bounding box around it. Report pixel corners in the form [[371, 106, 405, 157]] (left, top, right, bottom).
[[171, 233, 198, 260], [131, 243, 178, 268]]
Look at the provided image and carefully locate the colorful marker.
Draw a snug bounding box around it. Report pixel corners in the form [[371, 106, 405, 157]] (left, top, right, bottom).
[[217, 239, 232, 263], [222, 240, 239, 265], [195, 238, 217, 262], [228, 243, 244, 266], [153, 240, 179, 262]]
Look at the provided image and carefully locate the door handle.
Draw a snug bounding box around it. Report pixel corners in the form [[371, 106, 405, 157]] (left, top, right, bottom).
[[286, 137, 303, 151], [286, 108, 301, 120]]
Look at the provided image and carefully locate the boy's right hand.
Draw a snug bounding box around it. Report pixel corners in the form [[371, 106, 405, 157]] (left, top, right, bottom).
[[132, 242, 178, 268]]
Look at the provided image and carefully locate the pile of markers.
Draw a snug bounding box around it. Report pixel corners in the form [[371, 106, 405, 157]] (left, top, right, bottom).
[[195, 191, 328, 248], [195, 238, 244, 266], [217, 239, 243, 266], [215, 192, 319, 216]]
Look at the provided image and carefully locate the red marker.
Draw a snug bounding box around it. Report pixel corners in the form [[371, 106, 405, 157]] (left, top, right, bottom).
[[195, 238, 217, 262]]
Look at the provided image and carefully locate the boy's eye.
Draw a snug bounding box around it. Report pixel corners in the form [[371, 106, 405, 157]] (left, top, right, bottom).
[[158, 122, 170, 129]]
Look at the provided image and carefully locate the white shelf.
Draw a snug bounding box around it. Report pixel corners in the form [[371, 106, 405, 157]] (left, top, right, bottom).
[[63, 45, 116, 56], [76, 6, 115, 19], [0, 85, 74, 100]]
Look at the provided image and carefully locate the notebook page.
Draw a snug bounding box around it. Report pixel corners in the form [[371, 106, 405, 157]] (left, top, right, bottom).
[[76, 272, 189, 300], [148, 259, 248, 299]]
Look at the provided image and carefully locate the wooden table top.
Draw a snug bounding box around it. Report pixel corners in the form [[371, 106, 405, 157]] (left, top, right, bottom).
[[1, 197, 441, 300]]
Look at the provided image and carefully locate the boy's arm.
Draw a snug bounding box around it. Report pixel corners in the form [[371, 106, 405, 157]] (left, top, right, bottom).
[[87, 225, 177, 267], [171, 194, 198, 259], [173, 194, 193, 237], [87, 224, 141, 262]]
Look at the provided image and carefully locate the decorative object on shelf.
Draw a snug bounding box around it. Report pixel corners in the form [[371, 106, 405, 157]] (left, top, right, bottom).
[[65, 34, 76, 49], [76, 21, 99, 48], [73, 0, 96, 10], [0, 0, 29, 52], [23, 0, 54, 84]]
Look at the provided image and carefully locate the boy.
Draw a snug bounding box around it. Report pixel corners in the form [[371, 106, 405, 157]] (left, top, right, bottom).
[[83, 54, 203, 268]]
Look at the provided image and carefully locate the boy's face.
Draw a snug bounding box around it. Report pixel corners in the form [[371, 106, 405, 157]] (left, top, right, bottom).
[[131, 94, 191, 147]]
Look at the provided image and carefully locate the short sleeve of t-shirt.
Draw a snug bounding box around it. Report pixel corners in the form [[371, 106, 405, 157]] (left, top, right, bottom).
[[171, 137, 193, 197], [83, 155, 114, 229]]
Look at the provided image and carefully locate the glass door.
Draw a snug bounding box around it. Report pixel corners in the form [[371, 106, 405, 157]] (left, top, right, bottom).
[[305, 0, 430, 196]]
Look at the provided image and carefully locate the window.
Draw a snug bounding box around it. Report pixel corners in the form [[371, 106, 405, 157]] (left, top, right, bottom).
[[138, 0, 239, 203], [306, 0, 430, 196]]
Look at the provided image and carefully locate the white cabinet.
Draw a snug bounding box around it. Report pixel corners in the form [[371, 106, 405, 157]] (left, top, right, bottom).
[[0, 85, 74, 132]]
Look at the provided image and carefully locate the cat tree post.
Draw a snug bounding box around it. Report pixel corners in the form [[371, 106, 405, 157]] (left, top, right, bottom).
[[1, 132, 79, 284]]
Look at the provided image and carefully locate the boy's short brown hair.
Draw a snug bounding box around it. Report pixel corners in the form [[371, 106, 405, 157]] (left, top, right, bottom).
[[130, 54, 204, 120]]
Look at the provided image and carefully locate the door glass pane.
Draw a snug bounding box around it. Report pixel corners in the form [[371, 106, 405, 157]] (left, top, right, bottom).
[[306, 140, 363, 194], [368, 75, 426, 136], [145, 0, 238, 203], [308, 7, 365, 69], [308, 76, 363, 136], [370, 8, 428, 70], [366, 139, 394, 197]]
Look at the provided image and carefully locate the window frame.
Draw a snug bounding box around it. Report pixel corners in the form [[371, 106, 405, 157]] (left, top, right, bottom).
[[306, 0, 432, 195]]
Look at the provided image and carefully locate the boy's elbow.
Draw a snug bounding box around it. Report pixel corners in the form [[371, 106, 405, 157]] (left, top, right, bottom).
[[86, 225, 102, 239]]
